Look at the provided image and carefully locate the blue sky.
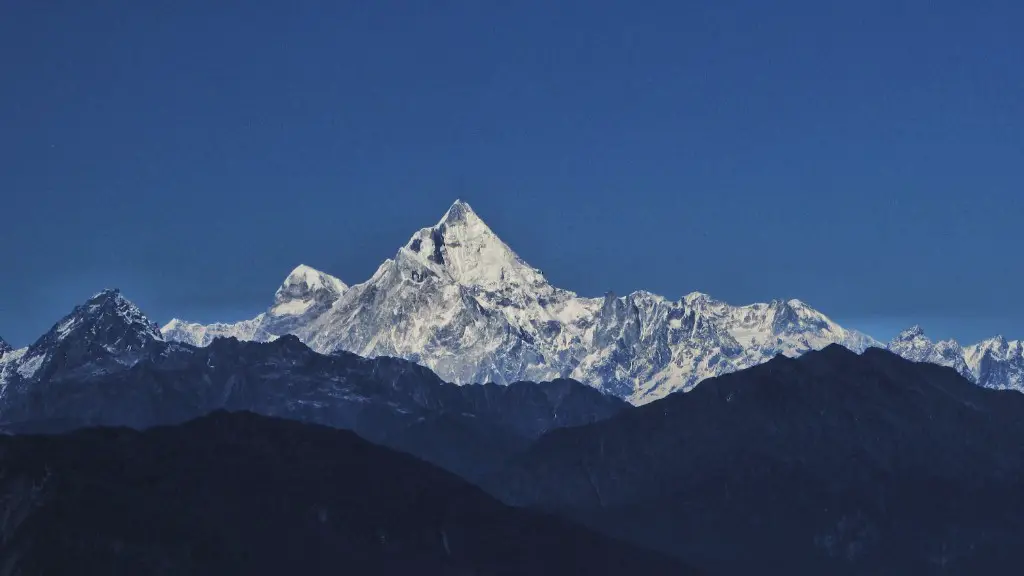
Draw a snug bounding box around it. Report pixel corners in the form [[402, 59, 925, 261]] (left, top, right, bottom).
[[1, 0, 1021, 347]]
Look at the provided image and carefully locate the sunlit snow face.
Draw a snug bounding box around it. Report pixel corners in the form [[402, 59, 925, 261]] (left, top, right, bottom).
[[401, 200, 549, 294]]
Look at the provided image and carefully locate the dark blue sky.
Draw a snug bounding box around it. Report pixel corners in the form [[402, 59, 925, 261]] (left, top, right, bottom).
[[1, 0, 1021, 347]]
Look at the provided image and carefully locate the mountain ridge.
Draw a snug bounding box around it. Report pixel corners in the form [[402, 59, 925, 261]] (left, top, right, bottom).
[[158, 200, 1022, 402], [0, 291, 626, 481], [158, 201, 902, 403], [886, 325, 1024, 391]]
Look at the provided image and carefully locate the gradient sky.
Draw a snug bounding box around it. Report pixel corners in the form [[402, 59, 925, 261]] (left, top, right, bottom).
[[1, 0, 1021, 347]]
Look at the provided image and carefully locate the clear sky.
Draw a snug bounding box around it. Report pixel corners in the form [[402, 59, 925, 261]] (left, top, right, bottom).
[[1, 0, 1021, 347]]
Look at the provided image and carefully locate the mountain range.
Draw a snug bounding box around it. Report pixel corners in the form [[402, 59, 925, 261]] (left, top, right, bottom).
[[155, 200, 1023, 402], [0, 289, 626, 482], [2, 285, 1022, 574]]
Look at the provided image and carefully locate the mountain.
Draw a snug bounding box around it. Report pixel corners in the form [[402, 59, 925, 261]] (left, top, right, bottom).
[[886, 326, 1024, 391], [6, 289, 164, 384], [0, 336, 11, 356], [483, 345, 1024, 575], [0, 290, 626, 481], [161, 264, 348, 346], [0, 410, 696, 575], [886, 325, 973, 380], [0, 289, 163, 405], [965, 335, 1024, 391], [162, 200, 880, 404]]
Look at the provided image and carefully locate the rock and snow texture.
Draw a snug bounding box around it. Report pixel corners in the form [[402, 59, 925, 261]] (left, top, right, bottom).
[[0, 339, 27, 398], [884, 326, 1024, 391], [160, 200, 890, 404], [965, 336, 1024, 391], [160, 264, 347, 347], [886, 325, 974, 380], [160, 316, 268, 347], [0, 290, 167, 408]]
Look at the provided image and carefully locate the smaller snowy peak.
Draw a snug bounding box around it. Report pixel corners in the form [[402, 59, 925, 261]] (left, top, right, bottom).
[[11, 289, 165, 381], [888, 325, 935, 356], [887, 325, 974, 380], [278, 264, 347, 295], [965, 335, 1021, 366], [161, 316, 268, 347], [965, 336, 1024, 391], [271, 264, 348, 317], [0, 337, 11, 356], [764, 298, 832, 335], [975, 334, 1010, 350], [44, 289, 163, 345], [933, 338, 964, 355], [683, 291, 712, 304], [893, 325, 927, 341]]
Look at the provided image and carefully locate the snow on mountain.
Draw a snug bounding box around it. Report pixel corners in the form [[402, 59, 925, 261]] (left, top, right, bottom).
[[0, 337, 11, 357], [0, 289, 166, 407], [886, 325, 973, 380], [301, 200, 599, 387], [161, 316, 268, 347], [884, 326, 1024, 391], [270, 264, 348, 317], [161, 264, 347, 347], [965, 336, 1024, 391], [406, 199, 550, 293], [161, 200, 886, 404], [0, 342, 27, 398], [569, 291, 879, 402]]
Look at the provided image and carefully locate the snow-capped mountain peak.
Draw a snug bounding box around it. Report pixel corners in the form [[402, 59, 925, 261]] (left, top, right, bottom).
[[437, 198, 475, 226], [888, 325, 932, 355], [980, 334, 1009, 350], [161, 316, 269, 347], [682, 291, 713, 305], [47, 289, 163, 344], [893, 325, 927, 341], [964, 336, 1024, 392], [0, 337, 11, 356], [271, 264, 348, 317], [966, 335, 1018, 363], [886, 325, 973, 380], [404, 200, 551, 294], [4, 289, 164, 383], [161, 265, 349, 347]]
